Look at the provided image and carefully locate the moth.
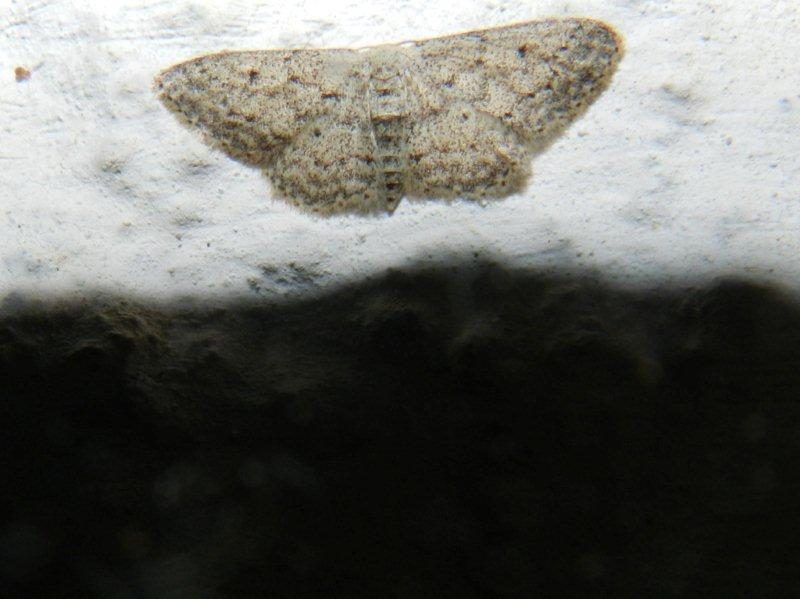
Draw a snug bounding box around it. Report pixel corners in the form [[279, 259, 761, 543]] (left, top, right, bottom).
[[155, 18, 623, 215]]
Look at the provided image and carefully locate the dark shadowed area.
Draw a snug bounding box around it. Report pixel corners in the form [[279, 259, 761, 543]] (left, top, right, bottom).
[[1, 260, 799, 598]]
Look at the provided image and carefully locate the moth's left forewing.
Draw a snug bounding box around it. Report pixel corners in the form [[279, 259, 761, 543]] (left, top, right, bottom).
[[266, 50, 392, 215], [155, 49, 366, 167], [156, 48, 390, 214]]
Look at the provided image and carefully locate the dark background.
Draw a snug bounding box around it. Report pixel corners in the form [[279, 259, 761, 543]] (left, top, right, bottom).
[[2, 259, 799, 597]]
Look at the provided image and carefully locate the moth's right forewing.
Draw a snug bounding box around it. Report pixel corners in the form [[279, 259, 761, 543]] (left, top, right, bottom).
[[402, 19, 621, 201], [409, 19, 622, 146], [403, 28, 535, 200], [473, 19, 623, 144]]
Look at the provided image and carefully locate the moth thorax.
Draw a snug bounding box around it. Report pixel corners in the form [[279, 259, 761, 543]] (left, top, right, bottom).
[[367, 52, 409, 118]]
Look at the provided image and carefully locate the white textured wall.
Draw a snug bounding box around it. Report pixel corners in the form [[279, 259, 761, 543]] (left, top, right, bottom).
[[2, 0, 799, 300]]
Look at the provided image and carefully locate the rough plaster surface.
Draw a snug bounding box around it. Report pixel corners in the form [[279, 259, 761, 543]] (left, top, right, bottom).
[[2, 0, 798, 301], [4, 270, 800, 596], [3, 3, 800, 595]]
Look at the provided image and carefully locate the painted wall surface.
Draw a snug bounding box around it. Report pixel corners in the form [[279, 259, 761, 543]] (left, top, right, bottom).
[[2, 0, 799, 300]]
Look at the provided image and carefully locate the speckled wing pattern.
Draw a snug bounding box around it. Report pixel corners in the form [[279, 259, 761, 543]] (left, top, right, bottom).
[[404, 19, 622, 200], [155, 18, 623, 216]]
